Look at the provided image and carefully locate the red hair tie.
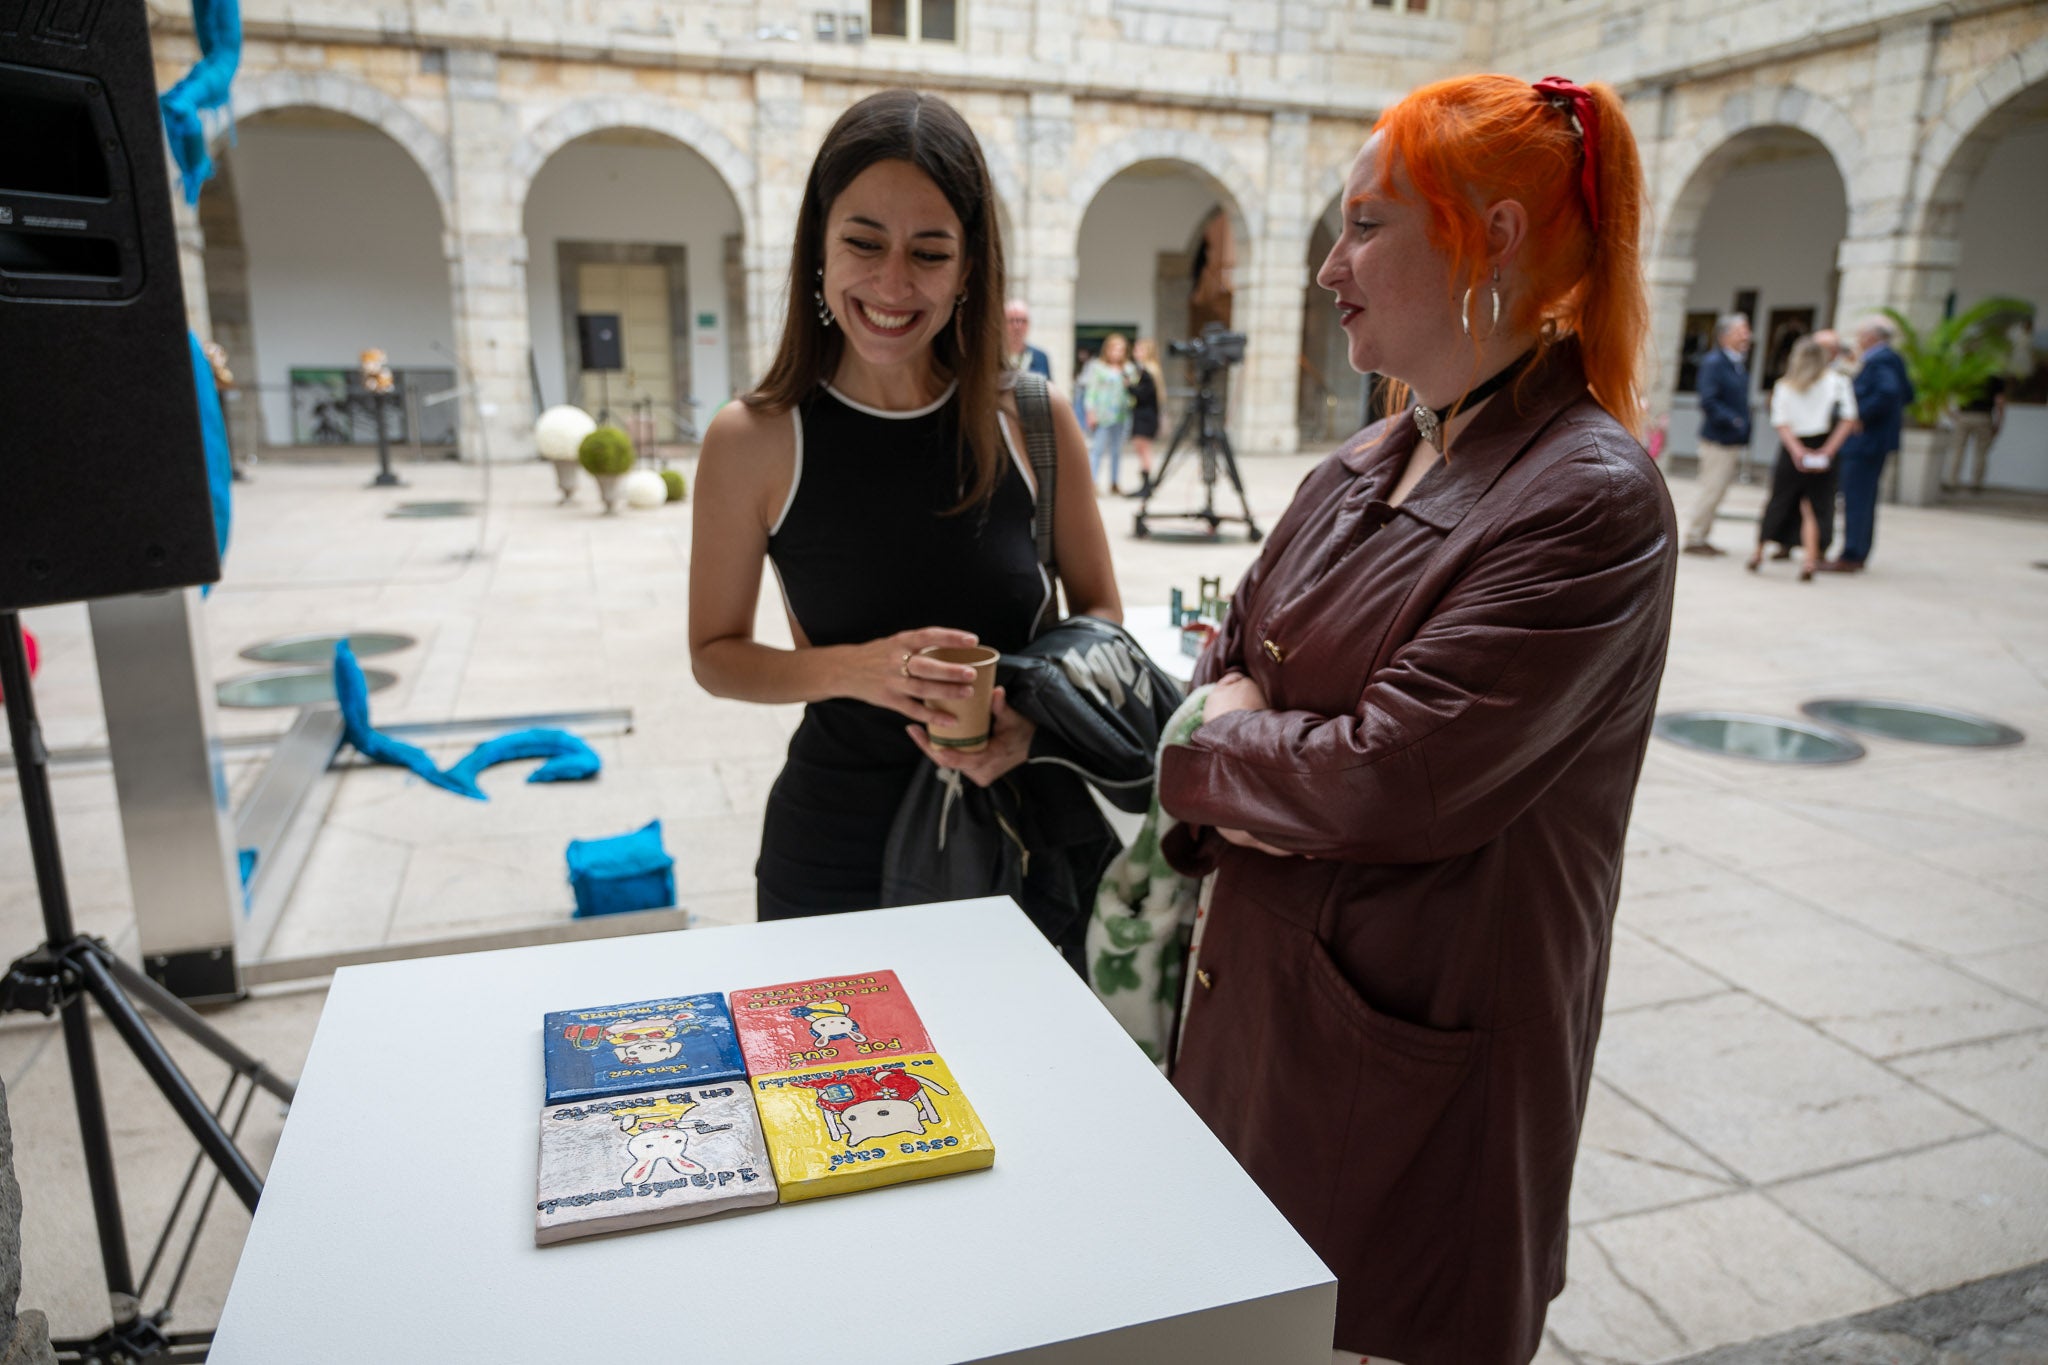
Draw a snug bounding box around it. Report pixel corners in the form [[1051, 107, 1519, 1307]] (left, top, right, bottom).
[[1532, 76, 1601, 230]]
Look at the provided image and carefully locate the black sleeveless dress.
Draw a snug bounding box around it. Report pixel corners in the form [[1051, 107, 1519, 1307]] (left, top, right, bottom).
[[757, 382, 1049, 920]]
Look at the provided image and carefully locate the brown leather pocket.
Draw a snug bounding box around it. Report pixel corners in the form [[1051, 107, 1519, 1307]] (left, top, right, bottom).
[[1302, 934, 1478, 1076]]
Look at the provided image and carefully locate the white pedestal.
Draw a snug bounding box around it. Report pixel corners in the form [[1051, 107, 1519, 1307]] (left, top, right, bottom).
[[211, 899, 1335, 1364]]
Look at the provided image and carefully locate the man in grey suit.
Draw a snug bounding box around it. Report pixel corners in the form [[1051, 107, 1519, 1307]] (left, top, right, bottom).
[[1683, 313, 1752, 556]]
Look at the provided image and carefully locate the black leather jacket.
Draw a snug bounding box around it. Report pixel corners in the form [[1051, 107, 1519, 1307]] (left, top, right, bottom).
[[879, 616, 1182, 965]]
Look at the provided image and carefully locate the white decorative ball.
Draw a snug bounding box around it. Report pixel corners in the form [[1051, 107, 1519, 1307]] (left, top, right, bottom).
[[535, 405, 596, 460], [621, 469, 669, 509]]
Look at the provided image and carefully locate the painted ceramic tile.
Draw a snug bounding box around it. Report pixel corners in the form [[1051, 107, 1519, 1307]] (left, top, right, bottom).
[[728, 970, 934, 1076], [751, 1054, 995, 1202], [542, 992, 746, 1103], [535, 1082, 778, 1245]]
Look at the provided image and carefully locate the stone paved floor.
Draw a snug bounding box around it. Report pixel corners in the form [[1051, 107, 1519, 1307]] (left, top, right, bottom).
[[3, 448, 2046, 1361]]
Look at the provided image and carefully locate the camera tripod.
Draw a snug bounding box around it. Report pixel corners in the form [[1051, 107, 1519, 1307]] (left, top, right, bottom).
[[1132, 363, 1262, 543], [0, 611, 294, 1364]]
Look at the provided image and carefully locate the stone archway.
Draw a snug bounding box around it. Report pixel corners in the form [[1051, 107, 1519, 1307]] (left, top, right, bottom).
[[202, 103, 458, 452], [508, 97, 757, 242], [225, 71, 452, 219], [520, 125, 752, 435], [1646, 111, 1854, 439]]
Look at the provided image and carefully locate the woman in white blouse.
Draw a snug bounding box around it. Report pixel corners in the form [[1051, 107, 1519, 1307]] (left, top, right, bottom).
[[1753, 335, 1858, 579]]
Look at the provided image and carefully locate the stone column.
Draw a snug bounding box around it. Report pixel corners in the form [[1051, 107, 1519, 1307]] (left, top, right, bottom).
[[444, 49, 534, 462], [171, 188, 212, 340], [1644, 253, 1697, 425], [1833, 21, 1950, 330], [1234, 112, 1310, 456], [1022, 91, 1078, 395], [747, 69, 809, 386]]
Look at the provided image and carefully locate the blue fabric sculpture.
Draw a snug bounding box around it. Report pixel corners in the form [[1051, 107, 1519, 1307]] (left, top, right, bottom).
[[160, 0, 242, 204], [444, 731, 604, 791], [566, 820, 675, 918], [331, 642, 602, 800], [189, 331, 233, 585]]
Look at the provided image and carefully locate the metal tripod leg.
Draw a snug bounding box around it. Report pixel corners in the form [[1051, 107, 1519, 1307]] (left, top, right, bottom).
[[1210, 428, 1263, 541], [1134, 406, 1201, 536], [73, 946, 264, 1210], [96, 950, 295, 1105]]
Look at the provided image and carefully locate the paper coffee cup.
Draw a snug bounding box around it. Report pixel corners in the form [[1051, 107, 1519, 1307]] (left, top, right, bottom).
[[918, 645, 999, 752]]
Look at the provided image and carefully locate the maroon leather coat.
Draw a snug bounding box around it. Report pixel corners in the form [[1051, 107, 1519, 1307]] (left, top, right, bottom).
[[1160, 342, 1676, 1365]]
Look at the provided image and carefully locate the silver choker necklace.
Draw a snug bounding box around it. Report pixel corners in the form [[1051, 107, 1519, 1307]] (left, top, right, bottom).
[[1414, 352, 1533, 449]]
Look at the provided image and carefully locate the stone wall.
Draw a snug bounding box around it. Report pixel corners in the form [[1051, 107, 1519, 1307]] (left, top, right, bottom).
[[147, 0, 2048, 460]]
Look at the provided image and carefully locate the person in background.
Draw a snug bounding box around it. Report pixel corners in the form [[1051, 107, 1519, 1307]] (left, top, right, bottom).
[[1080, 332, 1136, 494], [1003, 298, 1052, 378], [1823, 317, 1915, 573], [1752, 335, 1857, 579], [1159, 72, 1675, 1365], [1948, 374, 2004, 493], [1682, 312, 1752, 556], [1126, 338, 1166, 496]]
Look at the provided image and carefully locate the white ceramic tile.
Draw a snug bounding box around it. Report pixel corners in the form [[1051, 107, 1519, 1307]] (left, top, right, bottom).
[[1595, 993, 1981, 1184], [1955, 940, 2048, 1008], [1544, 1227, 1689, 1365], [1555, 1195, 1894, 1362], [1895, 1030, 2048, 1149], [1755, 848, 2048, 957], [1773, 1134, 2048, 1294], [1602, 925, 1728, 1015], [1570, 1079, 1737, 1225], [1629, 892, 2048, 1058]]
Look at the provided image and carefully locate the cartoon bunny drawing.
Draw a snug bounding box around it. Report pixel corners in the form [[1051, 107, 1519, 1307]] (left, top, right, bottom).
[[788, 999, 865, 1049], [621, 1126, 703, 1186], [793, 1068, 948, 1148]]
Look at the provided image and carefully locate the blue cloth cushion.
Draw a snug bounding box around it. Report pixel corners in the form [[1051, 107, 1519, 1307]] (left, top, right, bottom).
[[566, 819, 675, 919]]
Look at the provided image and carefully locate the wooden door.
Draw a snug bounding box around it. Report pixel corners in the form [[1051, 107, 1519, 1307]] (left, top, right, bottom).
[[577, 261, 677, 441]]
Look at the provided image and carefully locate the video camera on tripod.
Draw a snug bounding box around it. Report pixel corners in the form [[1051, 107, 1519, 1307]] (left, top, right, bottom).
[[1134, 324, 1263, 542], [1167, 323, 1247, 371]]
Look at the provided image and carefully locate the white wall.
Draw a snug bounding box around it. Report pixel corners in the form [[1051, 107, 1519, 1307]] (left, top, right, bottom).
[[228, 123, 455, 445], [1952, 118, 2048, 492], [1075, 171, 1234, 354], [523, 139, 744, 421]]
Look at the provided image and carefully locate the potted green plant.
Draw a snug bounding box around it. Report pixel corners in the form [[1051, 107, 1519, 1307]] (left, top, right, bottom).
[[1880, 297, 2029, 506], [577, 425, 636, 514]]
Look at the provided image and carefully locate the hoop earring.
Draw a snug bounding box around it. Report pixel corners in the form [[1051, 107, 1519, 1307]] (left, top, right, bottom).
[[1460, 267, 1502, 341], [815, 266, 834, 328]]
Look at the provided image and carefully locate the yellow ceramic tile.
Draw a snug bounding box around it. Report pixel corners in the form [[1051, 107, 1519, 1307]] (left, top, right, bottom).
[[751, 1053, 995, 1202]]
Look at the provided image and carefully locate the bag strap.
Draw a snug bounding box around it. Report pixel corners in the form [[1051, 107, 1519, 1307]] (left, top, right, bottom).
[[1013, 372, 1061, 635]]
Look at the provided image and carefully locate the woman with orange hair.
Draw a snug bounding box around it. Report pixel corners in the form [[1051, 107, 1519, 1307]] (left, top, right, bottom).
[[1158, 75, 1677, 1364]]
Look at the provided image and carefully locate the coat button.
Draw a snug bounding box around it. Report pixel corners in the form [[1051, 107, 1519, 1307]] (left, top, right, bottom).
[[1196, 969, 1214, 990], [1262, 639, 1285, 664]]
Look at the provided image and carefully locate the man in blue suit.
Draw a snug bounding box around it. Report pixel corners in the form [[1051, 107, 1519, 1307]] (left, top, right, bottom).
[[1683, 313, 1752, 556], [1822, 319, 1916, 572], [1005, 299, 1052, 378]]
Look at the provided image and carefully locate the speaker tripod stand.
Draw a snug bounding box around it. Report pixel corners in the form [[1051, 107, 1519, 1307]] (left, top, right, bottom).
[[0, 611, 295, 1364], [1131, 363, 1263, 543]]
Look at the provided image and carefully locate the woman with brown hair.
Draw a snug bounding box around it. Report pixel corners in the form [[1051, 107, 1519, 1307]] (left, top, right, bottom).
[[688, 90, 1119, 925], [1158, 75, 1677, 1364]]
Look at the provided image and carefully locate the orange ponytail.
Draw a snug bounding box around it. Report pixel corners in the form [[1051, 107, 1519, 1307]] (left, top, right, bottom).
[[1370, 73, 1648, 436]]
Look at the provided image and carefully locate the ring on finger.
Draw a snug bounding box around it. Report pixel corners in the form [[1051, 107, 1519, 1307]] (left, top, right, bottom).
[[900, 651, 912, 679]]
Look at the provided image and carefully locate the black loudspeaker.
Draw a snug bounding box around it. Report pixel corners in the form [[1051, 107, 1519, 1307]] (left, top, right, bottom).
[[0, 0, 219, 611], [576, 312, 623, 372]]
